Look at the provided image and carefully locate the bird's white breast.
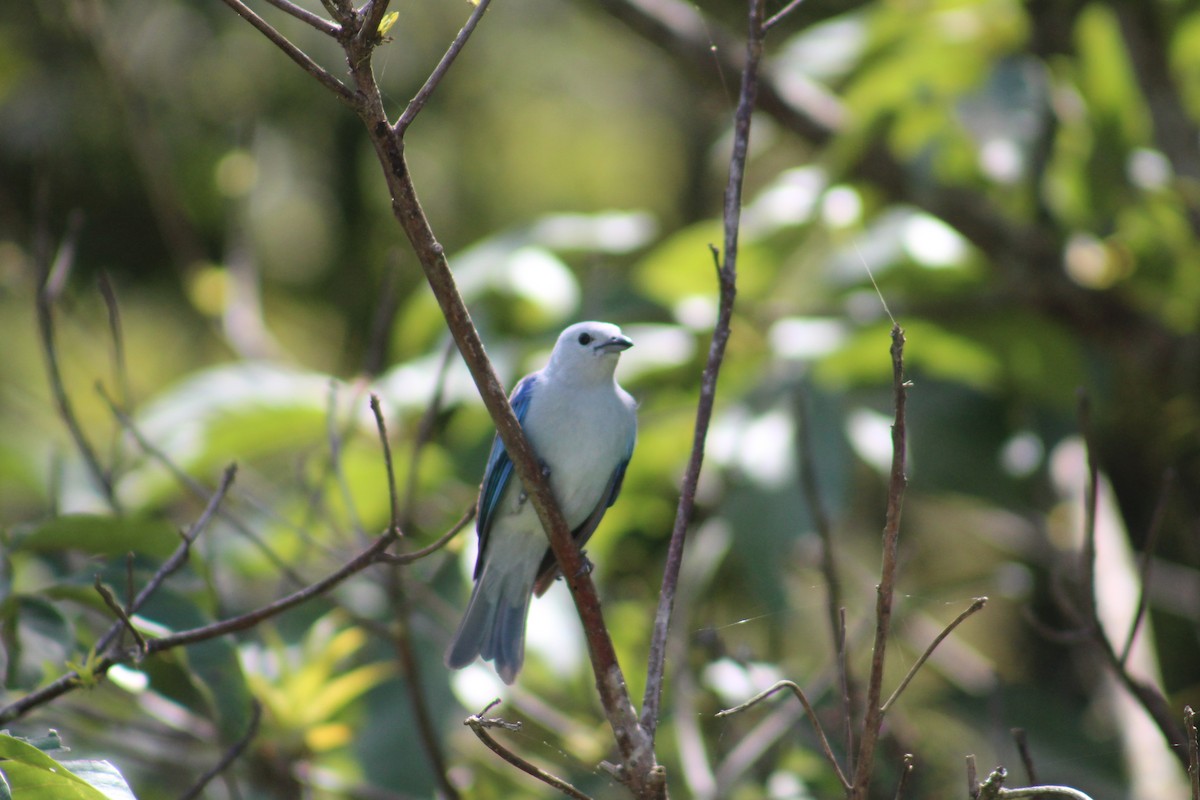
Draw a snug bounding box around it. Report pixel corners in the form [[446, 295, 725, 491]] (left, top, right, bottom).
[[520, 378, 635, 529]]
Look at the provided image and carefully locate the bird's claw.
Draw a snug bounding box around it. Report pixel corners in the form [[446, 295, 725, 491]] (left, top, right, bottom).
[[575, 551, 594, 578]]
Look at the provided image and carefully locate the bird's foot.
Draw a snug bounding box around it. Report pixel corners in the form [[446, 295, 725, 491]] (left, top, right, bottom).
[[538, 459, 552, 480], [575, 551, 594, 578]]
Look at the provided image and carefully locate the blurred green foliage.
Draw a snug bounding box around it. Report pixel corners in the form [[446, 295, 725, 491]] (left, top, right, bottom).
[[2, 0, 1199, 798]]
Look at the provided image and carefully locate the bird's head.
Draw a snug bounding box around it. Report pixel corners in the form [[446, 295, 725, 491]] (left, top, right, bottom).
[[546, 321, 633, 380]]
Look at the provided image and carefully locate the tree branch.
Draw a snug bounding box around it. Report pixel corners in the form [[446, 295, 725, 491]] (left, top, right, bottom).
[[395, 0, 493, 135], [260, 0, 342, 37], [1186, 706, 1199, 800], [850, 325, 909, 798], [332, 17, 661, 792], [715, 679, 850, 790], [880, 597, 986, 713], [1075, 395, 1187, 766], [177, 701, 263, 800], [34, 211, 119, 510], [217, 0, 356, 104], [640, 0, 762, 744], [465, 700, 594, 800]]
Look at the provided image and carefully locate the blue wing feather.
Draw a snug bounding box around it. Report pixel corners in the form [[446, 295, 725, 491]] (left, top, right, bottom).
[[473, 374, 539, 578]]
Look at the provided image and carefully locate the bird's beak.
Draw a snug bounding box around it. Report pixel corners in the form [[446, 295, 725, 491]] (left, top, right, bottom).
[[595, 334, 634, 354]]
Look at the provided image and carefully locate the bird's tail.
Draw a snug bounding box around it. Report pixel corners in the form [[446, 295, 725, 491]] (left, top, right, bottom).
[[444, 566, 533, 684]]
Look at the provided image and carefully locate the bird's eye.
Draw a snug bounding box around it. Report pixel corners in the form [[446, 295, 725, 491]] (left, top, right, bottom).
[[578, 332, 593, 345]]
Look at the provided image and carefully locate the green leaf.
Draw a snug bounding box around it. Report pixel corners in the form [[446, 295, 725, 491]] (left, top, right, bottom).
[[10, 515, 179, 559], [0, 735, 116, 800], [59, 761, 137, 800]]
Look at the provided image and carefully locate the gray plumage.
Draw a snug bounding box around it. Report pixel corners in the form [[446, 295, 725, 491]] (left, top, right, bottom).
[[445, 321, 637, 683]]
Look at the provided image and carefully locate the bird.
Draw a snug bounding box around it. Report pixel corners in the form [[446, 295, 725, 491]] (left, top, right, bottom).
[[445, 321, 638, 684]]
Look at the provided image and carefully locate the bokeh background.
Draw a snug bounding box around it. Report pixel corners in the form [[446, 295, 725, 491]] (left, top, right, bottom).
[[2, 0, 1198, 798]]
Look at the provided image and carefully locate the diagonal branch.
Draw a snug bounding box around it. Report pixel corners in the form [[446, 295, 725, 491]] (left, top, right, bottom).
[[261, 0, 342, 37], [395, 0, 493, 134], [178, 701, 263, 800], [640, 0, 762, 744], [35, 212, 119, 510], [465, 700, 595, 800], [880, 596, 987, 713], [95, 464, 238, 657], [217, 0, 356, 105], [850, 325, 909, 798], [716, 679, 850, 790]]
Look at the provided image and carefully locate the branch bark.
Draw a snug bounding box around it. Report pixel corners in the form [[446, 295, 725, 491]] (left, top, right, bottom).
[[850, 325, 909, 799], [640, 0, 762, 744]]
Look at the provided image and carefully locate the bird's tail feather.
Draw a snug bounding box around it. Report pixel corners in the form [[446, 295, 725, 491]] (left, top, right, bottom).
[[444, 568, 532, 684]]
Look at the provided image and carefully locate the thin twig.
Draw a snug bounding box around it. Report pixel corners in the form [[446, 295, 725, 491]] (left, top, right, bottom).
[[894, 753, 914, 800], [260, 0, 341, 36], [362, 259, 403, 378], [1074, 397, 1188, 766], [177, 700, 263, 800], [1012, 728, 1039, 786], [93, 575, 148, 658], [0, 517, 403, 724], [464, 701, 594, 800], [1186, 706, 1199, 800], [715, 680, 850, 790], [796, 384, 855, 756], [978, 768, 1098, 800], [837, 606, 854, 763], [320, 0, 354, 23], [395, 0, 494, 135], [967, 755, 979, 800], [795, 386, 845, 673], [97, 384, 311, 587], [97, 271, 132, 411], [997, 789, 1095, 800], [381, 508, 473, 564], [761, 0, 807, 32], [35, 213, 118, 509], [218, 0, 356, 104], [1077, 392, 1100, 636], [96, 464, 238, 656], [383, 375, 459, 800], [370, 394, 402, 537], [641, 0, 762, 744], [352, 0, 394, 54], [389, 577, 460, 800], [1119, 469, 1173, 667], [399, 339, 455, 531], [851, 324, 909, 798], [880, 597, 987, 713], [326, 382, 368, 539]]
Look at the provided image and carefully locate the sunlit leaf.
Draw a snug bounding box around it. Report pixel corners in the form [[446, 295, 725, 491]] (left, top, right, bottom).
[[0, 735, 128, 800]]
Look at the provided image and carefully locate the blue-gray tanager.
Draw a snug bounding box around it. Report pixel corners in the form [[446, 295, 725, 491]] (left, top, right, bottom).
[[445, 321, 638, 683]]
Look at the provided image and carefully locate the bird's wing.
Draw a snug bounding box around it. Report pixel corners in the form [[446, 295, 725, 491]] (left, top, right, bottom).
[[532, 436, 634, 597], [473, 373, 539, 579]]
